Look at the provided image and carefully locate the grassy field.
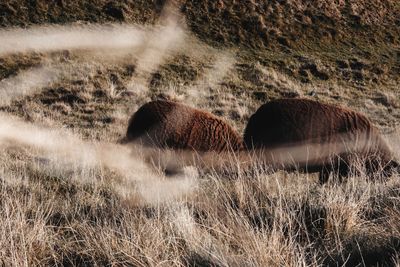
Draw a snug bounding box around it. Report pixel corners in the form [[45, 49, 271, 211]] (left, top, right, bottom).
[[0, 0, 399, 266]]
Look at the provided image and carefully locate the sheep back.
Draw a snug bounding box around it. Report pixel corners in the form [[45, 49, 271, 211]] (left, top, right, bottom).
[[126, 100, 243, 152], [244, 98, 397, 181]]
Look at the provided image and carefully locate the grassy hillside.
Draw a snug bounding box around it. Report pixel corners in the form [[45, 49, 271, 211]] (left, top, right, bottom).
[[2, 0, 400, 47], [0, 0, 399, 266]]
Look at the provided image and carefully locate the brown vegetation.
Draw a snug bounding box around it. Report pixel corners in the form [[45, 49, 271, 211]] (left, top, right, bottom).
[[0, 0, 399, 266], [183, 0, 400, 48], [244, 98, 399, 183], [1, 0, 399, 50]]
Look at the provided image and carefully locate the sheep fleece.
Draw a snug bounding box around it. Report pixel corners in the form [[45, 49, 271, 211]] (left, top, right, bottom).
[[244, 98, 397, 179], [126, 100, 243, 152]]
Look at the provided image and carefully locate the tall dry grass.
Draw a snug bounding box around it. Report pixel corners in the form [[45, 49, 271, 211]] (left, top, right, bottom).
[[0, 2, 399, 266], [0, 122, 399, 266]]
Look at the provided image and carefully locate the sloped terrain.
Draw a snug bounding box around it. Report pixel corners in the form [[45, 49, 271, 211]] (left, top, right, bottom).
[[0, 1, 399, 266], [184, 0, 400, 46]]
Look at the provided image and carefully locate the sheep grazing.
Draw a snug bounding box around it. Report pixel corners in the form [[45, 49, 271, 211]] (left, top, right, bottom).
[[125, 100, 243, 152], [244, 98, 399, 183]]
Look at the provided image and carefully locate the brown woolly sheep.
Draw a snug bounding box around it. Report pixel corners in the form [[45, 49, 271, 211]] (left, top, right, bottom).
[[124, 100, 243, 152], [244, 98, 399, 183]]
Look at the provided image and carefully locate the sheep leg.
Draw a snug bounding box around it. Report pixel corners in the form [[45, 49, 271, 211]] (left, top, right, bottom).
[[319, 166, 331, 184], [337, 161, 350, 183]]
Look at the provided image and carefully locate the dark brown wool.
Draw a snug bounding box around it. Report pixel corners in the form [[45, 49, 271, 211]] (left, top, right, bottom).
[[125, 100, 243, 152], [244, 98, 399, 183]]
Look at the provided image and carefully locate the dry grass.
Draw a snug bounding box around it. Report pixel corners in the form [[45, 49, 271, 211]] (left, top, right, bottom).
[[0, 114, 399, 267], [0, 140, 400, 266], [0, 1, 399, 266]]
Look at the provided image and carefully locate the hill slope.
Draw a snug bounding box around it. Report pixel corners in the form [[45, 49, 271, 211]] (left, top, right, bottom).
[[0, 1, 399, 266]]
